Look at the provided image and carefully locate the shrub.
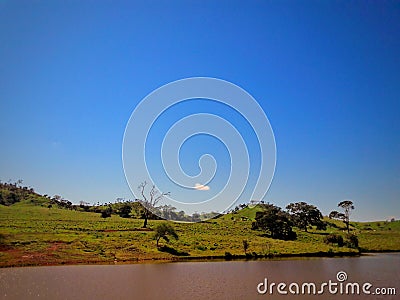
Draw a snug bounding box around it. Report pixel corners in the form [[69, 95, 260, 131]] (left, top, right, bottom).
[[196, 245, 207, 251], [345, 233, 359, 248], [224, 252, 233, 259], [118, 204, 132, 218], [101, 208, 112, 218], [0, 233, 5, 245], [324, 234, 344, 247]]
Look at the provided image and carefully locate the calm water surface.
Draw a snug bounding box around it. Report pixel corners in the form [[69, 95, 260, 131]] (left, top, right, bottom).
[[0, 253, 398, 300]]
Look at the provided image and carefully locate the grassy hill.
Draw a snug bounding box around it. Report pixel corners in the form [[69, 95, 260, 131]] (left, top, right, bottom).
[[1, 199, 399, 267]]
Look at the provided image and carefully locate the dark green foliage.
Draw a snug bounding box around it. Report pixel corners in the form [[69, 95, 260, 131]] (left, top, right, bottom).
[[118, 204, 132, 218], [224, 251, 233, 259], [101, 207, 112, 218], [79, 203, 90, 212], [286, 202, 326, 232], [345, 233, 359, 248], [324, 234, 344, 247], [50, 195, 73, 209], [329, 211, 344, 219], [153, 223, 178, 247], [0, 233, 5, 245], [252, 204, 297, 240], [0, 181, 39, 206]]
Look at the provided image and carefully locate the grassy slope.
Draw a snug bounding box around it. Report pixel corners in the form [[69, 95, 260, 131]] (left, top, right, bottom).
[[0, 203, 399, 267]]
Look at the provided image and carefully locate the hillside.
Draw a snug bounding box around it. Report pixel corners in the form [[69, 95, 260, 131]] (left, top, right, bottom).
[[1, 197, 399, 267]]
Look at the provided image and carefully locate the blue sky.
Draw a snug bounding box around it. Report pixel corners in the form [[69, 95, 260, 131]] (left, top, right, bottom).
[[0, 1, 399, 220]]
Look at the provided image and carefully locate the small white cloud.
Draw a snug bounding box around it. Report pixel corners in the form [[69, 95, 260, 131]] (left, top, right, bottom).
[[194, 183, 210, 191], [51, 141, 61, 149]]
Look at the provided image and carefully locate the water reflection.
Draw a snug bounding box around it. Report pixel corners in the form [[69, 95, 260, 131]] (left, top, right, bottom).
[[0, 253, 398, 300]]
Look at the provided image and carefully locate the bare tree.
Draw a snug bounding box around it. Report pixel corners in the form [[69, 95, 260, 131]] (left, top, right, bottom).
[[138, 181, 170, 228]]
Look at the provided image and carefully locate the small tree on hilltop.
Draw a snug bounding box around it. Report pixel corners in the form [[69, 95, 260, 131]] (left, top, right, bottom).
[[286, 202, 326, 232], [138, 181, 170, 228], [154, 223, 178, 248]]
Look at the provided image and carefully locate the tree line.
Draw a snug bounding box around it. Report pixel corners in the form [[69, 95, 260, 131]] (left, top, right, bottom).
[[251, 200, 355, 240], [0, 180, 37, 206], [1, 180, 356, 239]]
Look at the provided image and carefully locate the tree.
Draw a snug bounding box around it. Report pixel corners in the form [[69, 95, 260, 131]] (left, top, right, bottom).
[[138, 181, 170, 228], [328, 210, 345, 220], [177, 210, 186, 221], [252, 204, 297, 240], [191, 212, 201, 222], [118, 203, 132, 218], [154, 223, 178, 247], [79, 200, 88, 206], [101, 206, 112, 218], [286, 202, 326, 232], [160, 205, 177, 220], [345, 233, 359, 248], [338, 200, 354, 233]]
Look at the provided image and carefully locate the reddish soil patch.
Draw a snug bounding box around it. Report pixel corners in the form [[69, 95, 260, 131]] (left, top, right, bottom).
[[47, 242, 64, 251]]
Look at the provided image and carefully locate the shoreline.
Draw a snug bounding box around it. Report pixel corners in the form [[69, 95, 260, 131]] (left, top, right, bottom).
[[5, 250, 400, 269]]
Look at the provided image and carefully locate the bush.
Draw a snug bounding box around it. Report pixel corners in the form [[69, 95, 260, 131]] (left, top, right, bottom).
[[345, 233, 359, 248], [224, 251, 233, 259], [196, 245, 207, 251], [118, 204, 132, 218], [324, 234, 344, 247], [0, 233, 5, 245], [101, 208, 112, 218]]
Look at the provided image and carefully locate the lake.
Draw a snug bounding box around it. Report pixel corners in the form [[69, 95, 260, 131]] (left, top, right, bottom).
[[0, 253, 398, 299]]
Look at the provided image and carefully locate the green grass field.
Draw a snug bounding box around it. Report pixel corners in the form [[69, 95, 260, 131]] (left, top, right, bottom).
[[0, 202, 399, 267]]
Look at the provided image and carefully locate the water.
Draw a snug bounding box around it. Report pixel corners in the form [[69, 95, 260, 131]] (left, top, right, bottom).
[[0, 253, 398, 299]]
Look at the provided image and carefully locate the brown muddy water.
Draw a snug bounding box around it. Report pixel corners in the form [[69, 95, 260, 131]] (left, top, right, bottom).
[[0, 253, 398, 300]]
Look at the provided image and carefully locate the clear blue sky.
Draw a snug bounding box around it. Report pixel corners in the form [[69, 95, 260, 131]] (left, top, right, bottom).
[[0, 1, 399, 221]]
